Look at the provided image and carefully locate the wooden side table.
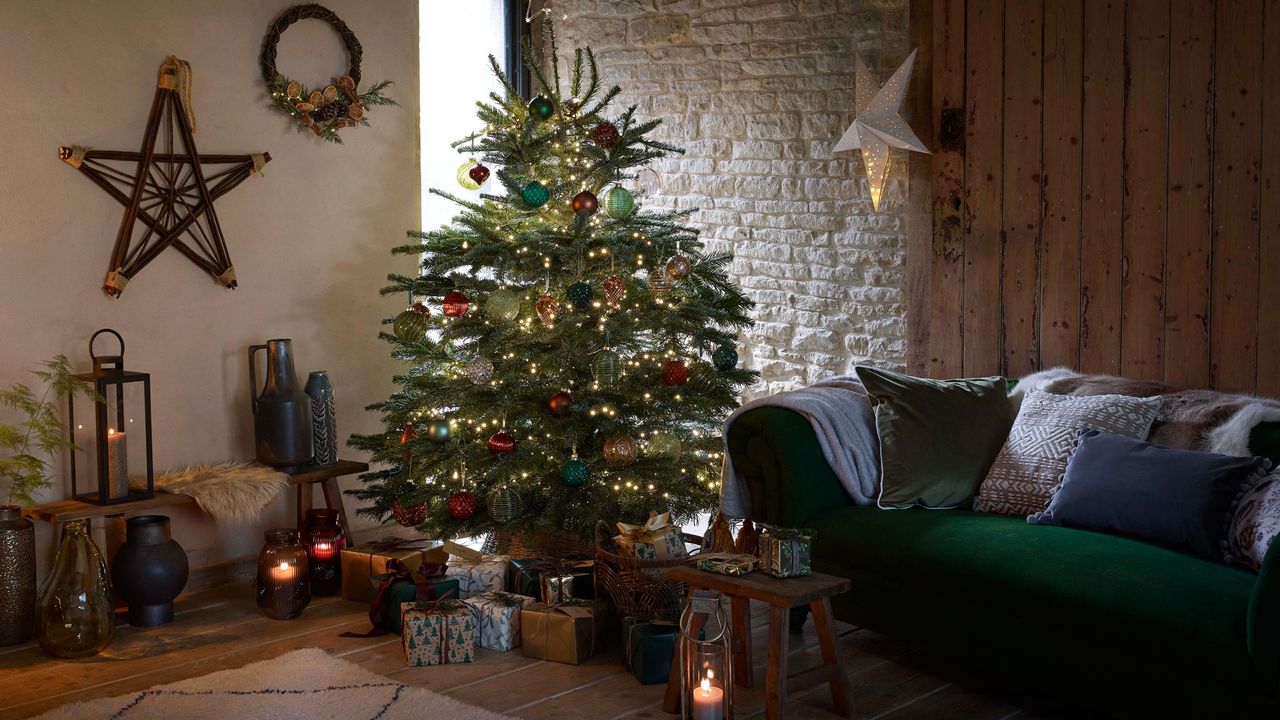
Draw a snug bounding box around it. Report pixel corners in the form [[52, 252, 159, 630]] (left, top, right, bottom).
[[661, 566, 852, 720]]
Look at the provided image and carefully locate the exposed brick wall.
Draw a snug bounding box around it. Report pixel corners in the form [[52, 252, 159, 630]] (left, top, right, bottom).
[[547, 0, 912, 396]]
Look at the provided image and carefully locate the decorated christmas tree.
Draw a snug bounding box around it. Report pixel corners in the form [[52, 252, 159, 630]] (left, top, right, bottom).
[[350, 27, 757, 541]]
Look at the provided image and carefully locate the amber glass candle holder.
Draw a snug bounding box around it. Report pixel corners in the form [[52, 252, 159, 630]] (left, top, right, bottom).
[[256, 529, 310, 620], [302, 508, 345, 596]]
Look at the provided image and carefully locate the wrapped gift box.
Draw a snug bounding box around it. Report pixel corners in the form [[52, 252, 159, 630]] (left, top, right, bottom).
[[340, 540, 445, 602], [758, 526, 814, 578], [443, 541, 509, 598], [507, 558, 553, 598], [622, 616, 678, 685], [614, 511, 687, 562], [539, 560, 596, 604], [520, 600, 605, 665], [370, 572, 460, 635], [462, 591, 537, 652], [401, 599, 476, 666], [696, 553, 759, 577]]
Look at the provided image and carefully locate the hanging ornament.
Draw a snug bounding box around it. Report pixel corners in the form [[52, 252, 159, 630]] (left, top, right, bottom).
[[566, 281, 593, 310], [399, 424, 417, 461], [687, 360, 718, 394], [665, 255, 692, 280], [522, 180, 549, 208], [391, 498, 428, 528], [485, 288, 522, 322], [603, 434, 639, 468], [448, 490, 477, 520], [393, 306, 429, 341], [591, 349, 622, 386], [662, 359, 689, 386], [548, 390, 573, 418], [572, 190, 599, 216], [592, 122, 621, 149], [463, 356, 494, 384], [604, 185, 635, 219], [457, 159, 482, 190], [487, 486, 523, 523], [561, 457, 589, 487], [647, 269, 674, 297], [647, 432, 681, 458], [712, 344, 739, 371], [487, 430, 516, 454], [425, 419, 451, 443], [468, 162, 491, 186], [603, 275, 626, 306], [442, 290, 470, 318], [528, 95, 554, 120], [535, 294, 559, 327]]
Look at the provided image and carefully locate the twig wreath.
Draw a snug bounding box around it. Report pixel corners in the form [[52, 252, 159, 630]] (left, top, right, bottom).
[[261, 4, 396, 143]]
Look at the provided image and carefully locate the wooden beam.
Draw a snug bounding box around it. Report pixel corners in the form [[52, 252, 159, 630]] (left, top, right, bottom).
[[905, 0, 936, 376], [1258, 0, 1280, 397]]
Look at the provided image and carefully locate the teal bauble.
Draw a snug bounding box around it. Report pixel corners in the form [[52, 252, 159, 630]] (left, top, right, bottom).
[[485, 288, 522, 322], [522, 181, 549, 208], [529, 95, 554, 120], [591, 349, 622, 386], [425, 420, 451, 443], [561, 458, 589, 487], [712, 344, 739, 371], [566, 281, 592, 310], [647, 432, 681, 458], [393, 307, 428, 342], [604, 186, 635, 219]]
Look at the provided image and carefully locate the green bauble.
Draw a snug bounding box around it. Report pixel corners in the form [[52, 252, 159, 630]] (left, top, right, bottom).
[[425, 420, 451, 443], [712, 344, 739, 371], [604, 185, 635, 219], [528, 95, 554, 120], [561, 458, 589, 487], [647, 432, 681, 458], [566, 281, 592, 310], [522, 181, 549, 208], [687, 360, 718, 394], [591, 349, 622, 386], [393, 308, 428, 341], [457, 159, 482, 190], [485, 288, 522, 322]]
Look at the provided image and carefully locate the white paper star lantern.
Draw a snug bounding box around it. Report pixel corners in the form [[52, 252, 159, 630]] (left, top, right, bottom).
[[834, 49, 930, 211]]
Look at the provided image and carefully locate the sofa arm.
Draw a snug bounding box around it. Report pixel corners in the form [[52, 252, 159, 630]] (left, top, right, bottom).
[[725, 406, 853, 527], [1249, 539, 1280, 692]]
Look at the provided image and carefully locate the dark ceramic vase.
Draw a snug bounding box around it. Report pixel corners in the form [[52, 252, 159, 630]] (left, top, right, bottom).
[[0, 505, 35, 645], [249, 339, 313, 468], [111, 515, 189, 626]]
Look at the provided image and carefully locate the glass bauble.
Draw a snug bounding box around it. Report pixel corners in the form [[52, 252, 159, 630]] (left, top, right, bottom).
[[548, 390, 573, 418], [561, 459, 589, 487], [603, 435, 639, 468], [713, 344, 739, 371], [485, 288, 522, 322], [566, 281, 593, 310], [448, 490, 477, 520], [522, 181, 549, 208], [572, 190, 599, 216], [442, 290, 470, 318], [392, 498, 428, 528], [662, 360, 689, 386], [665, 255, 692, 280], [487, 486, 523, 523], [603, 275, 626, 306], [687, 360, 718, 394], [647, 432, 682, 458], [393, 308, 428, 342], [604, 185, 635, 218], [528, 95, 554, 120], [592, 121, 621, 149], [468, 163, 490, 186], [457, 159, 482, 190], [536, 294, 559, 327], [592, 350, 622, 386], [38, 519, 114, 658], [464, 356, 494, 384], [425, 420, 451, 443], [488, 431, 516, 454], [647, 269, 674, 297]]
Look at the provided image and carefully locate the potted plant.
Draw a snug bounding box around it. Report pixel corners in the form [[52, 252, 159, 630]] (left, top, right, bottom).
[[0, 355, 98, 645]]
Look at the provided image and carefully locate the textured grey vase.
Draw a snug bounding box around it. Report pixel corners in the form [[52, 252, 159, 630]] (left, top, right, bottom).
[[305, 371, 337, 466], [249, 339, 313, 468], [0, 505, 35, 645]]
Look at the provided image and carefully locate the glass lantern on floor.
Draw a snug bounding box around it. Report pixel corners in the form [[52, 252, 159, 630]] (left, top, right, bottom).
[[68, 329, 153, 505], [679, 590, 734, 720], [256, 528, 310, 620], [302, 508, 345, 596]]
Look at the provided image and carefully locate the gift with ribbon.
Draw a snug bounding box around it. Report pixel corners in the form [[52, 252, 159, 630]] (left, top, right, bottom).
[[695, 552, 759, 577], [520, 599, 606, 665], [622, 615, 679, 684], [340, 538, 446, 602], [507, 558, 555, 598], [613, 511, 688, 562], [367, 558, 461, 635], [539, 559, 596, 604], [758, 526, 815, 578], [443, 541, 509, 598], [462, 591, 537, 651], [401, 597, 476, 666]]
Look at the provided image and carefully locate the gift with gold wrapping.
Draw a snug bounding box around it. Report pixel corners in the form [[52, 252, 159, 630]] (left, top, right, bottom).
[[757, 526, 814, 578], [519, 600, 606, 665], [695, 552, 759, 577], [340, 539, 445, 602]]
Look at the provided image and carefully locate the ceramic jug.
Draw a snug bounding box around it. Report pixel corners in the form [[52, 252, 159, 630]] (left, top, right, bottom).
[[249, 339, 313, 467]]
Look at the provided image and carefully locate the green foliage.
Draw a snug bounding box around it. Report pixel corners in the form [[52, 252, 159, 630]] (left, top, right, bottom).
[[350, 24, 759, 540], [0, 356, 101, 507]]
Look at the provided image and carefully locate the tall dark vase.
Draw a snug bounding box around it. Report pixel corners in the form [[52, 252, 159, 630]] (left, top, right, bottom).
[[111, 515, 189, 626], [0, 505, 35, 645], [249, 339, 313, 468], [305, 371, 337, 466]]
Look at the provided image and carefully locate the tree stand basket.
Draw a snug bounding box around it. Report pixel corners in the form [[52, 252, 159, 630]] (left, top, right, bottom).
[[593, 521, 702, 620], [483, 525, 594, 560]]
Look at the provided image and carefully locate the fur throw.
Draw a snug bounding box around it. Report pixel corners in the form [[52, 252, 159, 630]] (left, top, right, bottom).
[[1013, 368, 1280, 458], [152, 462, 290, 522]]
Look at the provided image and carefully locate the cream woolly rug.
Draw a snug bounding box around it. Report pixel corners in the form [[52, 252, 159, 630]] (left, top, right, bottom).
[[32, 648, 509, 720], [149, 462, 289, 522]]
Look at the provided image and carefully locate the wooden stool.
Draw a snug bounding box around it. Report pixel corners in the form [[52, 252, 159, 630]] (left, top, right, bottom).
[[662, 566, 852, 720]]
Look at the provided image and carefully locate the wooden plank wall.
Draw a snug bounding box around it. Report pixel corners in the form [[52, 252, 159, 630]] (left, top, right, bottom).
[[906, 0, 1279, 394]]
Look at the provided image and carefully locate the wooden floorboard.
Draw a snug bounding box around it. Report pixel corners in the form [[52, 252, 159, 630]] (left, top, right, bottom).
[[0, 583, 1070, 719]]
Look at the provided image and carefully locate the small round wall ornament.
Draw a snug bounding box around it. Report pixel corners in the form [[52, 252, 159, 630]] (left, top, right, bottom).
[[261, 4, 397, 143]]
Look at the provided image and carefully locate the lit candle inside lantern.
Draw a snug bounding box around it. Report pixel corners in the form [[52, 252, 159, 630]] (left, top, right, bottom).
[[310, 541, 336, 561], [270, 561, 297, 584], [106, 429, 128, 498], [691, 670, 724, 720]]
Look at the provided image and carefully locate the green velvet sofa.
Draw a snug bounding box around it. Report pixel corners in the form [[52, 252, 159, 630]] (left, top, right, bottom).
[[727, 406, 1280, 717]]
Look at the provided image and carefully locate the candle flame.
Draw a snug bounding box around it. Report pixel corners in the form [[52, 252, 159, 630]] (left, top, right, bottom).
[[701, 677, 710, 692], [279, 561, 290, 570]]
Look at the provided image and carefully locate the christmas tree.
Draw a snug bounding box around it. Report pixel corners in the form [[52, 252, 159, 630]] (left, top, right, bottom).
[[350, 26, 757, 540]]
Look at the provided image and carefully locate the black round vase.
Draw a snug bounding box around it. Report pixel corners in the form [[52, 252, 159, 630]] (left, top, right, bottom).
[[111, 515, 189, 626]]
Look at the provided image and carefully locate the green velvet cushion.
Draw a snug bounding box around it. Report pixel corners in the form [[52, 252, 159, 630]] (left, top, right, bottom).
[[854, 366, 1010, 509], [1252, 421, 1280, 467]]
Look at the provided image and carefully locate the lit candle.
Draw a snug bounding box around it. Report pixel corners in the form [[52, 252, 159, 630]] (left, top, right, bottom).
[[270, 561, 297, 584], [106, 429, 128, 498], [691, 670, 723, 720], [310, 541, 336, 561]]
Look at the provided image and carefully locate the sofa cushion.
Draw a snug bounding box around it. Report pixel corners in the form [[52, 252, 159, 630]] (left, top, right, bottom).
[[1233, 475, 1280, 570], [854, 366, 1010, 509]]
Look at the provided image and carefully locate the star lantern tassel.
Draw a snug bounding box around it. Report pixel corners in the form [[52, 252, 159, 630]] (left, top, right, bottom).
[[833, 49, 930, 211]]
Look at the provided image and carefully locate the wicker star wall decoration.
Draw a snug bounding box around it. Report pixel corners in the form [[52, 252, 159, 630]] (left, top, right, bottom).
[[60, 57, 270, 297]]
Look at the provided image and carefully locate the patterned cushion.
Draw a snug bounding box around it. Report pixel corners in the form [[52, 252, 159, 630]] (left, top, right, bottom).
[[1231, 474, 1280, 570], [974, 390, 1163, 516]]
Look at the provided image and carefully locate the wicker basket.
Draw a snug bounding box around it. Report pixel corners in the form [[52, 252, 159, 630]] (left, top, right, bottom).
[[483, 526, 594, 560], [593, 521, 701, 620]]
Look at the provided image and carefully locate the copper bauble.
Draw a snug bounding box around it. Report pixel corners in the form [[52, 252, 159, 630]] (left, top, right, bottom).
[[448, 490, 477, 520], [665, 255, 692, 280], [548, 390, 573, 418], [391, 498, 428, 528], [535, 294, 559, 328], [572, 190, 599, 216], [488, 431, 516, 454], [603, 435, 639, 468], [647, 269, 674, 297]]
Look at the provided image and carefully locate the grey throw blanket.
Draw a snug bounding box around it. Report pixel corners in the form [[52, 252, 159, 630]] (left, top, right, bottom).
[[720, 376, 880, 518]]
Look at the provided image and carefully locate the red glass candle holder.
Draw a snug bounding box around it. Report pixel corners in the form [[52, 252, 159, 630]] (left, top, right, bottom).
[[302, 508, 345, 596]]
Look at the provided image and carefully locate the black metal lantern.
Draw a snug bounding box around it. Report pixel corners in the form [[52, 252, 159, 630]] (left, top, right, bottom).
[[69, 329, 154, 505]]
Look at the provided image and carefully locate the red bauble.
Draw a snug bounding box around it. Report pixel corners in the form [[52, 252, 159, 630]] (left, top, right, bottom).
[[448, 490, 477, 520], [662, 360, 689, 386], [468, 163, 490, 185], [488, 431, 517, 454], [410, 301, 431, 318], [548, 390, 573, 418], [442, 290, 470, 318], [603, 275, 626, 306], [391, 499, 428, 527], [572, 190, 599, 216], [592, 122, 621, 149], [399, 424, 417, 461]]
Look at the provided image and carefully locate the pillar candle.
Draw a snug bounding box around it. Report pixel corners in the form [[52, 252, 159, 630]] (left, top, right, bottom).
[[106, 429, 128, 498], [691, 675, 724, 720], [270, 561, 298, 584]]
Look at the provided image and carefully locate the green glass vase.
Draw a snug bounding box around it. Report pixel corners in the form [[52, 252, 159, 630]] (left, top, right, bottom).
[[38, 519, 114, 658]]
